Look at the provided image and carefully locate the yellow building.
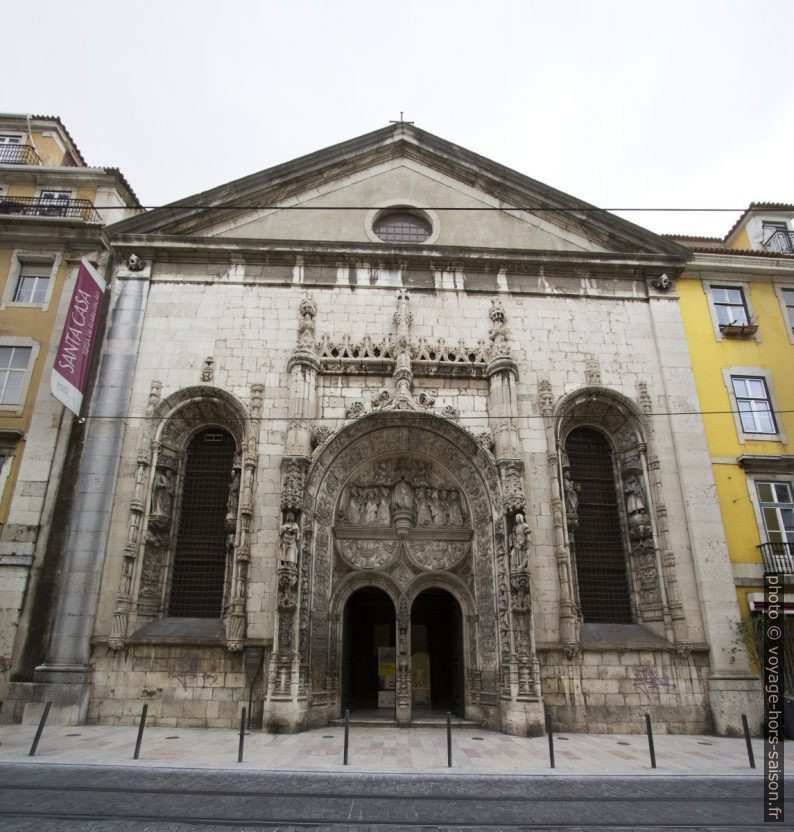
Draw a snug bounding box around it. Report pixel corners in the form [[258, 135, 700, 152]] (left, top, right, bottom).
[[0, 114, 138, 693], [673, 205, 794, 681]]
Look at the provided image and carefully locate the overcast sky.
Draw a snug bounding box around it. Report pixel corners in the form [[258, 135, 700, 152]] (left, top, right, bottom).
[[6, 0, 793, 237]]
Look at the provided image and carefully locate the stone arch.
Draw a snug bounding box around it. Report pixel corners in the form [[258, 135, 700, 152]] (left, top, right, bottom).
[[298, 409, 507, 728], [552, 385, 666, 633], [152, 385, 249, 452], [129, 385, 253, 648], [553, 384, 649, 455], [330, 570, 402, 614]]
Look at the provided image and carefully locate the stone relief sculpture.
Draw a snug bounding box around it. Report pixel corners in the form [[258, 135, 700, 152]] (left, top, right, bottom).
[[335, 457, 469, 530]]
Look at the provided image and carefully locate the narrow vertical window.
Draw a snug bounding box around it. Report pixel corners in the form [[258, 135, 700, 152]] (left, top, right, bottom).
[[168, 428, 236, 617], [731, 376, 776, 434], [566, 427, 633, 623]]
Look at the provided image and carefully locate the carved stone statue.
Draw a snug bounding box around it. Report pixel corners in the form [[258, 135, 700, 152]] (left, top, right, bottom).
[[377, 486, 391, 525], [448, 490, 465, 526], [509, 513, 530, 571], [297, 296, 317, 348], [392, 472, 414, 513], [488, 299, 509, 347], [563, 468, 578, 517], [415, 487, 432, 526], [151, 469, 174, 519], [279, 512, 300, 564], [624, 475, 647, 517]]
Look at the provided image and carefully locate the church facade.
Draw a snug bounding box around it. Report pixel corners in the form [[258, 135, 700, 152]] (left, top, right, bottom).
[[8, 124, 759, 735]]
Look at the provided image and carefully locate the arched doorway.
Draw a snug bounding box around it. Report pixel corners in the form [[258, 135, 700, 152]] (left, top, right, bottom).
[[411, 588, 464, 717], [341, 587, 396, 715]]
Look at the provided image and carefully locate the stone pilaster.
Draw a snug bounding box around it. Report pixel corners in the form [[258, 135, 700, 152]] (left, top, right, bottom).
[[28, 262, 150, 725]]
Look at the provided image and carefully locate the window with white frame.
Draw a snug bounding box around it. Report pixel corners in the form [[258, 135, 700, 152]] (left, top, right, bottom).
[[732, 376, 777, 434], [37, 189, 71, 217], [756, 481, 794, 566], [782, 288, 794, 330], [711, 286, 750, 327], [13, 261, 51, 304], [0, 345, 32, 405]]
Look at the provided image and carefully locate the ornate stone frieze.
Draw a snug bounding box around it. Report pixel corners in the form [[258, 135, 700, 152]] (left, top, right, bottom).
[[405, 539, 471, 572], [499, 461, 526, 515], [281, 457, 309, 512], [334, 538, 401, 570]]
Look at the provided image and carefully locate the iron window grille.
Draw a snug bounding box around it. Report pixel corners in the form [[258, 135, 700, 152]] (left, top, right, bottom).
[[168, 428, 236, 618], [565, 427, 634, 624], [373, 211, 432, 243], [731, 376, 777, 434]]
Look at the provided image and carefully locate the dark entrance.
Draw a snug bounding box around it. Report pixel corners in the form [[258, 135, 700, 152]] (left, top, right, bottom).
[[411, 588, 464, 716], [341, 588, 395, 714]]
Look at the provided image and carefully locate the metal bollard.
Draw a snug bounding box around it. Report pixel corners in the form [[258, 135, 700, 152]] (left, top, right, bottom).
[[447, 711, 452, 768], [133, 703, 148, 760], [28, 701, 52, 757], [238, 707, 247, 763], [343, 708, 349, 765], [644, 713, 656, 769], [741, 713, 756, 769], [545, 711, 555, 769]]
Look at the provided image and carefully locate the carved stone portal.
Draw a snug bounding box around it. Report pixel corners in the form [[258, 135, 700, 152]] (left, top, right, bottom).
[[265, 412, 543, 735]]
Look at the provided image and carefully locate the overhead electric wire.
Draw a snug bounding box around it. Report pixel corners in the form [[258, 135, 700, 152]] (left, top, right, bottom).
[[92, 204, 755, 213], [75, 408, 794, 422]]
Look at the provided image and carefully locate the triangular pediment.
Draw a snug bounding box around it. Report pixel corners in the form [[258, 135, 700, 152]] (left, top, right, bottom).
[[109, 125, 685, 257]]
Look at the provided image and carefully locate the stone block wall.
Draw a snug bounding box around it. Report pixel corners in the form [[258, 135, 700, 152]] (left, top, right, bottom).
[[87, 645, 254, 728], [539, 647, 712, 734]]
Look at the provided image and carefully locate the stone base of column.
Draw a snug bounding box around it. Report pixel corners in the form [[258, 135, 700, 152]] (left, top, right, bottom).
[[500, 697, 545, 737], [707, 671, 762, 736], [20, 665, 92, 726], [262, 697, 307, 733]]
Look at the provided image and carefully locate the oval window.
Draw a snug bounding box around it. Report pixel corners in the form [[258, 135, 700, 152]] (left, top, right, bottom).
[[373, 210, 432, 243]]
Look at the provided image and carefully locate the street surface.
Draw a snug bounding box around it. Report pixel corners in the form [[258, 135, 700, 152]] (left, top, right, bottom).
[[0, 762, 788, 831]]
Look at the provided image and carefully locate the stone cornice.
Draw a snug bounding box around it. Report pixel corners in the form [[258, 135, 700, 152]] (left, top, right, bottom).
[[109, 233, 688, 275]]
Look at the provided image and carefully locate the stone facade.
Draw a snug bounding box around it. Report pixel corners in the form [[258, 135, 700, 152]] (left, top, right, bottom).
[[8, 124, 760, 735]]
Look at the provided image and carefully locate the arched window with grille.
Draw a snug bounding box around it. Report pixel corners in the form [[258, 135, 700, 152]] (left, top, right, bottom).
[[168, 427, 237, 618], [565, 426, 634, 624]]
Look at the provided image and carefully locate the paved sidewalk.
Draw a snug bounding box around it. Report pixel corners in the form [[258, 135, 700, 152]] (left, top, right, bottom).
[[0, 722, 777, 776]]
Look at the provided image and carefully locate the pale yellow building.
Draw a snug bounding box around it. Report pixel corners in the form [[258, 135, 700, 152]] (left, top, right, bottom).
[[0, 114, 138, 692], [672, 205, 794, 683]]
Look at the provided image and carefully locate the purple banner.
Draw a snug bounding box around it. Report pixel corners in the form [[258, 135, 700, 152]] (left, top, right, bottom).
[[51, 258, 105, 416]]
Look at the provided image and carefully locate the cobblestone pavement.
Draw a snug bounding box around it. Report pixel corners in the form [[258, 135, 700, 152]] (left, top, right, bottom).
[[0, 722, 777, 775]]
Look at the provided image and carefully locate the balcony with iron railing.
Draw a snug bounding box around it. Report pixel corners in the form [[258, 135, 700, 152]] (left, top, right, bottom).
[[0, 195, 101, 223], [762, 229, 794, 254], [758, 541, 794, 574], [0, 144, 42, 166]]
